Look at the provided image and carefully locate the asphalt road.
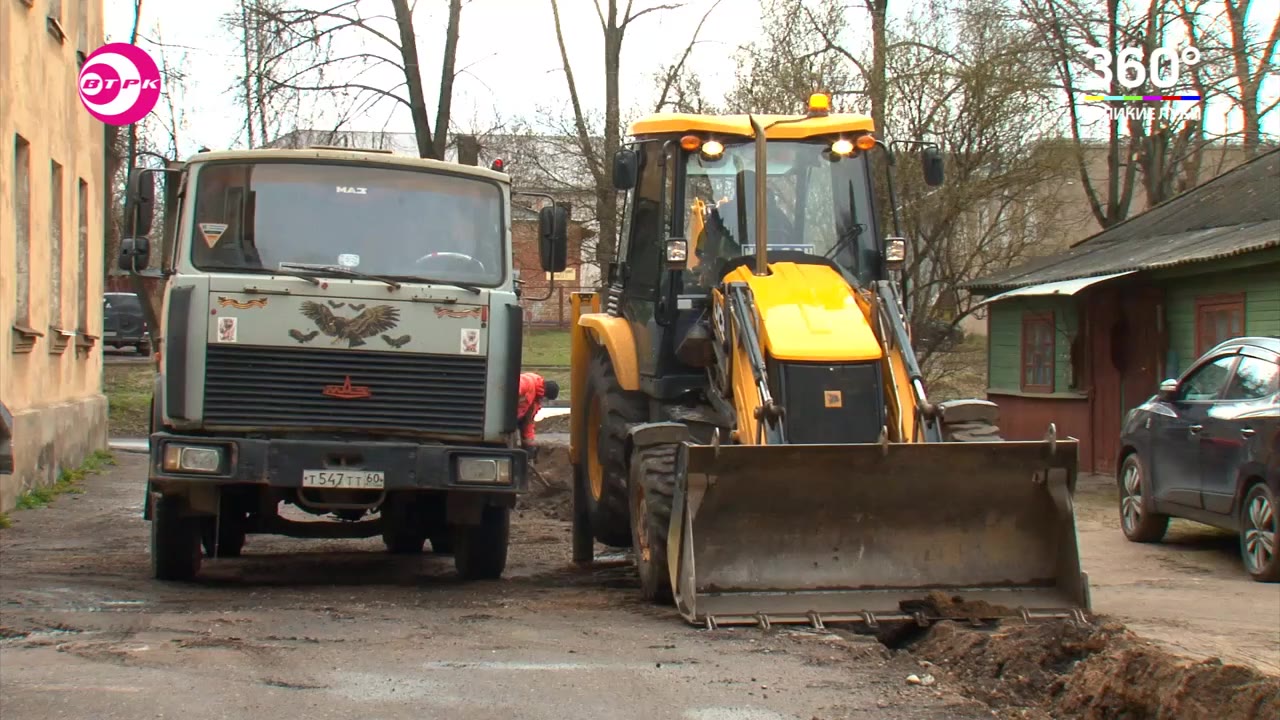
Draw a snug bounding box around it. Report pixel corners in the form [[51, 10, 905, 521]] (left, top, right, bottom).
[[0, 453, 992, 720]]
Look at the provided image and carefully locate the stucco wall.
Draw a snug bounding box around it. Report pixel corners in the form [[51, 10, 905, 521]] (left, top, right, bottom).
[[0, 0, 108, 510]]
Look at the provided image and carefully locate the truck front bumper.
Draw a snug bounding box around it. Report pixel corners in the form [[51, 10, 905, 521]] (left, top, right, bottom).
[[147, 433, 528, 494]]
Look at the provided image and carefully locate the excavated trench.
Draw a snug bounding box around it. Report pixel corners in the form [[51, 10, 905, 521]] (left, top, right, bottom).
[[522, 421, 1280, 720]]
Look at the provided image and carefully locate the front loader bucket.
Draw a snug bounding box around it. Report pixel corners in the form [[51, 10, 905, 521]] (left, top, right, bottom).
[[668, 438, 1090, 629]]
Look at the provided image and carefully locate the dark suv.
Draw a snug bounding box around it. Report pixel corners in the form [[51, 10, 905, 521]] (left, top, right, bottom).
[[1117, 336, 1280, 582], [103, 292, 151, 354]]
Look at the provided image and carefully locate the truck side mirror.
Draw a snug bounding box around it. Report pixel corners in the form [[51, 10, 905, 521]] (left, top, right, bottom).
[[119, 237, 151, 273], [126, 168, 157, 237], [538, 205, 569, 273], [613, 148, 638, 190], [922, 146, 944, 187]]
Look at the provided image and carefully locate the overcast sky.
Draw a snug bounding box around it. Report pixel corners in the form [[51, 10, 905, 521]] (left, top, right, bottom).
[[103, 0, 776, 154], [103, 0, 1276, 158]]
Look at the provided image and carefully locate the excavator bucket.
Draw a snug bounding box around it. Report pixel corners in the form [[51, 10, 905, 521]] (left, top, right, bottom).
[[668, 438, 1091, 629]]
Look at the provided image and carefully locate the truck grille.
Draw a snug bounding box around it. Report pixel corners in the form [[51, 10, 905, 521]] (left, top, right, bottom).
[[203, 345, 487, 435]]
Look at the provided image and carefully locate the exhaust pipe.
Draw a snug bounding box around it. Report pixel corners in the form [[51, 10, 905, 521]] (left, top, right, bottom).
[[749, 115, 768, 277]]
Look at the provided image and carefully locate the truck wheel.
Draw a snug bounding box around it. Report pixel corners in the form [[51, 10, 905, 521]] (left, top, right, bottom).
[[150, 494, 202, 581], [428, 533, 454, 554], [201, 512, 246, 557], [381, 495, 427, 553], [629, 444, 676, 603], [453, 505, 509, 580], [581, 351, 646, 548]]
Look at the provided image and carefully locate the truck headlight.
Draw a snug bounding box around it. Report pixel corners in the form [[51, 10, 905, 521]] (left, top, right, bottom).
[[456, 456, 512, 485], [162, 444, 223, 474]]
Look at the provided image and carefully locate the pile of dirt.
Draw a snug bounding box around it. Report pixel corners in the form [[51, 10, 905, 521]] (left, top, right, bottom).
[[535, 414, 571, 434], [909, 619, 1280, 719], [518, 446, 574, 522]]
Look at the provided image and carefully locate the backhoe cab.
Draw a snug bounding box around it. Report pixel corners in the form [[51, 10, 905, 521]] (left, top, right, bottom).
[[568, 94, 1090, 629]]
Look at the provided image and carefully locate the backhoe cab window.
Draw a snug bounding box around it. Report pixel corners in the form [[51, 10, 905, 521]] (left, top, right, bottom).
[[683, 141, 879, 287], [189, 162, 505, 286]]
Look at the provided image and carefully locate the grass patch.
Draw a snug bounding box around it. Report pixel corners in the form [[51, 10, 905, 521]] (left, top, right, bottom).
[[522, 328, 571, 367], [0, 450, 115, 527], [105, 364, 154, 438]]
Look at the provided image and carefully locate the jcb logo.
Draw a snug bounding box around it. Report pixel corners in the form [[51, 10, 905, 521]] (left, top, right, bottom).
[[336, 186, 368, 195]]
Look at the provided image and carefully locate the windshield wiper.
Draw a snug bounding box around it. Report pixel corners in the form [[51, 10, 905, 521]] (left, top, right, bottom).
[[397, 275, 482, 295], [278, 262, 402, 290], [269, 267, 321, 285]]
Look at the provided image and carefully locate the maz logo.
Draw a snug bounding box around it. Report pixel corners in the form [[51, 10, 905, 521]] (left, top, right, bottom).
[[336, 186, 368, 195]]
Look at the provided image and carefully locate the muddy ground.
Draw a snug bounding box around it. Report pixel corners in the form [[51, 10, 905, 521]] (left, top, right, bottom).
[[1, 444, 1277, 719]]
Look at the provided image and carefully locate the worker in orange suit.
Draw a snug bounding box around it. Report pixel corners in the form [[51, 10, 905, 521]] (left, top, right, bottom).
[[516, 372, 559, 456]]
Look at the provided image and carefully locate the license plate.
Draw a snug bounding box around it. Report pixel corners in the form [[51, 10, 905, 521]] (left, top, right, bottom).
[[301, 469, 385, 489]]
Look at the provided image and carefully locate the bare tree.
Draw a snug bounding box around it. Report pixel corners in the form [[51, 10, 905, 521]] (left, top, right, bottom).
[[651, 0, 723, 113], [246, 0, 465, 158], [547, 0, 685, 267], [725, 0, 855, 114], [1179, 0, 1280, 158]]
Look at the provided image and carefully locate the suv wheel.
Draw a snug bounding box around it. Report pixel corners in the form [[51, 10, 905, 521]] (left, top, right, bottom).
[[1241, 482, 1279, 582], [1118, 453, 1169, 543]]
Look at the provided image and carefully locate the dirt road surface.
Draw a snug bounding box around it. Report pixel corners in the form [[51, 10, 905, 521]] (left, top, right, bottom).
[[1, 453, 994, 720], [1072, 474, 1280, 674]]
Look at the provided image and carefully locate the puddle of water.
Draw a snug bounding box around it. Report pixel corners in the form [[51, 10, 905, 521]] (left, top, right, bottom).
[[684, 709, 794, 720], [423, 660, 650, 671]]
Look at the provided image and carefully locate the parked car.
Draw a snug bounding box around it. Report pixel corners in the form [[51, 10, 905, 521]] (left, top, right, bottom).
[[1117, 336, 1280, 582], [103, 292, 151, 354]]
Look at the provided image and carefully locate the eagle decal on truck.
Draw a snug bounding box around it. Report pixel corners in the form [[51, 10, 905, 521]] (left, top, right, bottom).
[[298, 301, 400, 348]]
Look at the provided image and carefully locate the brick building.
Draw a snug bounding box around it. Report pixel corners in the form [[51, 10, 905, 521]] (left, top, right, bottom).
[[512, 203, 595, 327]]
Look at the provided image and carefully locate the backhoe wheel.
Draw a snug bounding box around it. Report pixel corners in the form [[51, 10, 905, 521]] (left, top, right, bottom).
[[150, 494, 202, 581], [1118, 453, 1169, 543], [629, 444, 677, 603], [937, 398, 1003, 441], [941, 420, 1002, 442], [581, 351, 647, 548], [453, 505, 510, 580]]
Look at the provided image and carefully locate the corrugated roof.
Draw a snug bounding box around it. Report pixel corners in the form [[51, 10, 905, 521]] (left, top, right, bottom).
[[966, 148, 1280, 292]]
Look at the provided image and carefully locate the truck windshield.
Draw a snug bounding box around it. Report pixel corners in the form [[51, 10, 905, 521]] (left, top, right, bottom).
[[682, 141, 881, 287], [189, 161, 505, 286]]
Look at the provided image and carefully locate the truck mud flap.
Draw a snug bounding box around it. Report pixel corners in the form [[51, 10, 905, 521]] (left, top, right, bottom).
[[667, 439, 1091, 629]]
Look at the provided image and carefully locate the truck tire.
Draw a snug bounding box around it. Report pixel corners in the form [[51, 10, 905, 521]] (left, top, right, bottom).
[[581, 351, 646, 548], [428, 533, 453, 554], [201, 512, 246, 557], [381, 494, 427, 553], [150, 494, 202, 581], [629, 444, 676, 603], [453, 505, 510, 580]]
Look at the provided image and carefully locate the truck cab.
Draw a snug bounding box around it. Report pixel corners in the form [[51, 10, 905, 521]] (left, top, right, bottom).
[[119, 147, 568, 582]]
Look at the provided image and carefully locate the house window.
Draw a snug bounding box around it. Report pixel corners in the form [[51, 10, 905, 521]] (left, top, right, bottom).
[[77, 178, 89, 334], [13, 136, 34, 345], [1195, 293, 1244, 355], [1021, 311, 1055, 392], [50, 160, 65, 334]]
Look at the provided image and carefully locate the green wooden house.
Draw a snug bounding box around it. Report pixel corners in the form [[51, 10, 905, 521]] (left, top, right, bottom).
[[965, 148, 1279, 474]]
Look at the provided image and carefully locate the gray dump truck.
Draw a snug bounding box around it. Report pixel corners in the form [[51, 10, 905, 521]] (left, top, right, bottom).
[[118, 146, 568, 581]]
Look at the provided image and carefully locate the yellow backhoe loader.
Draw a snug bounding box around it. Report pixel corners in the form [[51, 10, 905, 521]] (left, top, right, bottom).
[[568, 94, 1090, 629]]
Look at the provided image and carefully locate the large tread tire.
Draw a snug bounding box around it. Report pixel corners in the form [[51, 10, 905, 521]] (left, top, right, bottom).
[[582, 350, 647, 548], [453, 505, 510, 580], [1118, 453, 1169, 543], [1240, 482, 1280, 583], [629, 444, 676, 603], [428, 533, 454, 555], [381, 498, 427, 554], [150, 494, 202, 581], [941, 420, 1003, 442]]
